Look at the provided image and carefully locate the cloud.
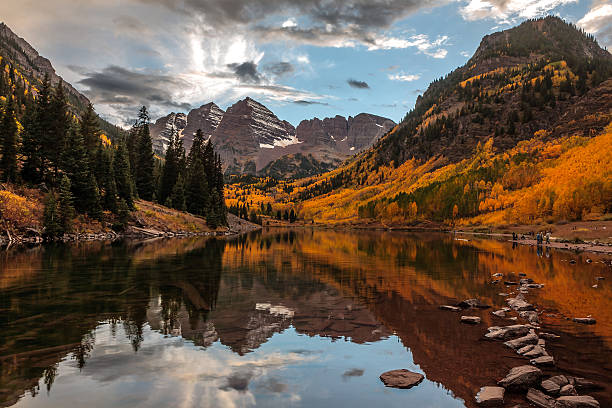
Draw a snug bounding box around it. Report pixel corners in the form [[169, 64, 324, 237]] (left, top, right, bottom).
[[342, 368, 364, 377], [460, 0, 578, 22], [388, 73, 421, 82], [347, 79, 370, 89], [578, 3, 612, 47], [292, 100, 329, 106], [227, 61, 261, 83], [264, 62, 295, 77]]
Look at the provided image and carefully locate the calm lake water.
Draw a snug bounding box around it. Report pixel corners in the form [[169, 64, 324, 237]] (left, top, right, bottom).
[[1, 230, 611, 407]]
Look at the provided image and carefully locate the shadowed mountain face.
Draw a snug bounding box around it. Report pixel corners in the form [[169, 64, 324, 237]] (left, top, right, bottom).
[[149, 98, 395, 177], [1, 232, 611, 407]]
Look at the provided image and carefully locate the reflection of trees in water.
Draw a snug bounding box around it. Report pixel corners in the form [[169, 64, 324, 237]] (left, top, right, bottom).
[[0, 238, 226, 406]]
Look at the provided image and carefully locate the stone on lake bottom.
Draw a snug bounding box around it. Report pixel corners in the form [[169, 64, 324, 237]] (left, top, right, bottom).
[[573, 317, 596, 324], [497, 365, 542, 389], [461, 316, 481, 324], [475, 386, 504, 407], [379, 369, 424, 389], [527, 388, 557, 408], [556, 395, 600, 408]]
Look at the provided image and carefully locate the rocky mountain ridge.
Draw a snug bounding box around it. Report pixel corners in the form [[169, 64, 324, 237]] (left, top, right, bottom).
[[150, 97, 395, 178]]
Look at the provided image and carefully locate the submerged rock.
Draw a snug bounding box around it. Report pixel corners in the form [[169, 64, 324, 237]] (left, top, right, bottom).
[[519, 310, 540, 324], [523, 345, 547, 358], [573, 317, 596, 324], [497, 365, 542, 389], [461, 316, 482, 324], [560, 384, 577, 396], [540, 332, 560, 340], [527, 388, 557, 408], [379, 369, 424, 389], [440, 305, 462, 312], [475, 386, 504, 407], [457, 298, 491, 309], [556, 395, 600, 408], [541, 379, 561, 396]]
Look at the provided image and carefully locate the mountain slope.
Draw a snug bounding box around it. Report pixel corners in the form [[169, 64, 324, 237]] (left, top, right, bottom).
[[256, 17, 612, 225], [0, 22, 125, 139]]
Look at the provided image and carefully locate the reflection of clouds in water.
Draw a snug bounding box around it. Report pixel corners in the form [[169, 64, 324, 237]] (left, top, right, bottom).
[[73, 323, 313, 407]]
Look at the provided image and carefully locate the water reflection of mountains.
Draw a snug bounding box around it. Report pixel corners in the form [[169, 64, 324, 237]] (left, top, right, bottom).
[[1, 231, 610, 407]]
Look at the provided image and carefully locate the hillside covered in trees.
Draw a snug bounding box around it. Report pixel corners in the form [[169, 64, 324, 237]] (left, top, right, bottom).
[[225, 17, 612, 228], [0, 24, 227, 240]]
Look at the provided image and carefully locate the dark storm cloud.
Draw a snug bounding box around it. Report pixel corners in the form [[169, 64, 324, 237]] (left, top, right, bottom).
[[342, 368, 364, 377], [264, 61, 295, 77], [347, 79, 370, 89], [227, 61, 261, 83], [220, 371, 253, 392], [73, 65, 191, 115], [293, 100, 329, 106]]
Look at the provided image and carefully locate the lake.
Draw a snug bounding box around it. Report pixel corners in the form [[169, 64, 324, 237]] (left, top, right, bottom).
[[1, 230, 610, 407]]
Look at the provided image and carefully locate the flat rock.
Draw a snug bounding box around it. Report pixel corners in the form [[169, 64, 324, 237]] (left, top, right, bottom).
[[540, 332, 560, 340], [440, 305, 462, 312], [556, 395, 600, 408], [498, 365, 542, 389], [548, 375, 570, 387], [531, 355, 555, 366], [572, 317, 596, 325], [507, 297, 535, 311], [527, 388, 557, 408], [461, 316, 481, 324], [504, 332, 539, 349], [379, 369, 424, 389], [475, 386, 504, 407], [541, 379, 561, 396], [485, 324, 531, 340], [560, 384, 577, 396], [517, 344, 535, 355], [523, 345, 547, 358], [492, 273, 503, 277], [520, 310, 540, 324], [492, 310, 506, 318]]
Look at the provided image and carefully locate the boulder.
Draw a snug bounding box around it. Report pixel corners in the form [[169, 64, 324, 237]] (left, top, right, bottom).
[[485, 324, 531, 340], [530, 356, 555, 366], [507, 297, 535, 311], [520, 310, 540, 324], [379, 369, 424, 389], [572, 317, 596, 325], [548, 375, 570, 387], [560, 384, 577, 396], [461, 316, 482, 324], [440, 305, 462, 312], [527, 388, 557, 408], [523, 345, 547, 358], [492, 310, 506, 318], [475, 386, 504, 407], [504, 332, 539, 349], [492, 273, 503, 277], [556, 396, 600, 408], [498, 365, 542, 389], [517, 344, 535, 355], [541, 379, 561, 396]]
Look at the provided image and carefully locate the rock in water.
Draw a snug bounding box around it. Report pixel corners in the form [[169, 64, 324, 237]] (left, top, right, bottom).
[[498, 365, 542, 389], [461, 316, 482, 324], [379, 369, 424, 389], [485, 324, 531, 340], [572, 317, 596, 324], [492, 310, 506, 318], [560, 384, 577, 396], [531, 355, 555, 366], [573, 377, 604, 391], [457, 298, 491, 309], [527, 388, 557, 408], [439, 305, 462, 312], [541, 379, 561, 396], [504, 332, 539, 349], [475, 386, 504, 406], [556, 395, 600, 408]]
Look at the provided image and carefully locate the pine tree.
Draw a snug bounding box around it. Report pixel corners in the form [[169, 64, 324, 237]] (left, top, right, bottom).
[[186, 155, 209, 215], [57, 175, 75, 233], [61, 124, 102, 218], [46, 80, 69, 182], [0, 100, 18, 182], [158, 129, 179, 205], [113, 137, 134, 209], [42, 193, 62, 240], [134, 107, 155, 201], [22, 74, 51, 184], [169, 174, 186, 211], [80, 103, 100, 154]]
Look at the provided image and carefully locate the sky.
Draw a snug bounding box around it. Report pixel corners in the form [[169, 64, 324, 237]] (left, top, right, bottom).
[[2, 0, 611, 127]]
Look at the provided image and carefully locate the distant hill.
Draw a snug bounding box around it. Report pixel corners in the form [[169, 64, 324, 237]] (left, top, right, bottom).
[[149, 98, 395, 178], [243, 17, 612, 226]]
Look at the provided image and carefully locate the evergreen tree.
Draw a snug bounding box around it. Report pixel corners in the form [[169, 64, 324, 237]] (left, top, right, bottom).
[[42, 193, 62, 240], [0, 100, 18, 182], [57, 175, 75, 233], [61, 124, 102, 218], [158, 129, 179, 205], [80, 103, 100, 154], [113, 137, 134, 208], [169, 174, 186, 211], [134, 106, 155, 200], [185, 155, 209, 215], [46, 80, 69, 182], [22, 74, 51, 184]]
